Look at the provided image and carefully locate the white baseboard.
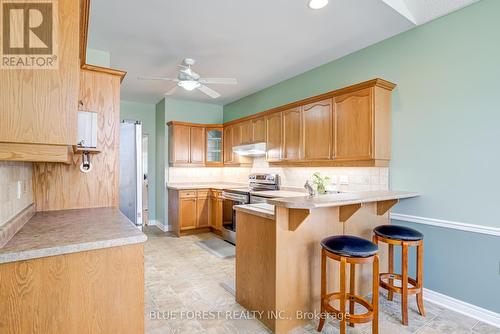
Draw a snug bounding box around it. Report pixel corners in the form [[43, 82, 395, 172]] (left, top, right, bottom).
[[424, 288, 500, 328], [390, 213, 500, 237], [147, 220, 169, 232]]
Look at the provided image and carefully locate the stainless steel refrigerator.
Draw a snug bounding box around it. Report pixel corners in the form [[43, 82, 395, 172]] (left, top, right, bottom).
[[119, 120, 143, 227]]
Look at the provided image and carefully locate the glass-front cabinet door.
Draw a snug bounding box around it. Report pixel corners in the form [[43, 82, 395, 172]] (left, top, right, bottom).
[[206, 127, 223, 165]]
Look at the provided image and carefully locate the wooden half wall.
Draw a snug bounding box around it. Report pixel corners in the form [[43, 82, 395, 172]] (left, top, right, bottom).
[[33, 69, 121, 211]]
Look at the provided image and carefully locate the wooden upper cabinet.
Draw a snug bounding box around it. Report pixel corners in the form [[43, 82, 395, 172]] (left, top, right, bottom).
[[168, 122, 211, 166], [168, 80, 394, 167], [190, 127, 205, 165], [223, 126, 234, 164], [334, 88, 373, 160], [252, 117, 266, 143], [282, 108, 302, 161], [0, 0, 79, 146], [302, 99, 333, 160], [169, 124, 191, 164], [266, 112, 282, 161], [206, 127, 223, 166], [233, 123, 243, 148], [240, 121, 253, 145]]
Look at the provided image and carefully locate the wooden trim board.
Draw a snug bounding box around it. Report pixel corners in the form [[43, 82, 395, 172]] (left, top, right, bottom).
[[80, 0, 90, 66], [0, 143, 69, 163], [224, 78, 396, 127], [81, 64, 127, 82]]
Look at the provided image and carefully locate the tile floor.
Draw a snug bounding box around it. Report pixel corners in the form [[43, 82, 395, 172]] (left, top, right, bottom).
[[143, 227, 500, 334]]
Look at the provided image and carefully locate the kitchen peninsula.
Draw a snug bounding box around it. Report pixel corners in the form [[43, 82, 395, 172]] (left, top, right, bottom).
[[235, 190, 418, 333], [0, 207, 146, 333]]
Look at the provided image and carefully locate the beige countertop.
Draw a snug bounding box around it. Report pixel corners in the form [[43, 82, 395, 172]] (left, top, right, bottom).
[[234, 203, 275, 220], [167, 182, 246, 190], [0, 207, 147, 264], [266, 191, 418, 209]]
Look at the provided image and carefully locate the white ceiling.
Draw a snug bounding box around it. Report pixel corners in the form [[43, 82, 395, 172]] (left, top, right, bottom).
[[87, 0, 478, 105]]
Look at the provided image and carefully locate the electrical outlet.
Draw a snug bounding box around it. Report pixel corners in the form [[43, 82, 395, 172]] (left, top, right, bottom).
[[339, 175, 349, 185]]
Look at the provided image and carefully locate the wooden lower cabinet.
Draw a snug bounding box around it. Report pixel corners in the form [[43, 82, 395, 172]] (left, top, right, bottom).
[[179, 197, 197, 230], [196, 191, 210, 227], [170, 189, 222, 236], [210, 190, 223, 233], [0, 244, 144, 334]]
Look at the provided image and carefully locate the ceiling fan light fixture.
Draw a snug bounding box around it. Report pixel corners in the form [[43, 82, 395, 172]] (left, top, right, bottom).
[[308, 0, 328, 9], [177, 80, 201, 91]]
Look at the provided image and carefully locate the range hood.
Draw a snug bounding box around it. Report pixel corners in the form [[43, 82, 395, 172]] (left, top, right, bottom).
[[232, 142, 266, 156]]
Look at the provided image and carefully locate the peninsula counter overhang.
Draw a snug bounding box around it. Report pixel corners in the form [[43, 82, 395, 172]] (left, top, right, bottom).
[[266, 190, 419, 210]]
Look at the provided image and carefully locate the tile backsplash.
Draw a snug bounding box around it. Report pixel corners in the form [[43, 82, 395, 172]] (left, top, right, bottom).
[[0, 162, 33, 226], [169, 158, 389, 191]]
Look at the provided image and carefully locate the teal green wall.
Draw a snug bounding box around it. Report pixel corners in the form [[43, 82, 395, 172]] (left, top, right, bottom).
[[86, 48, 110, 67], [156, 98, 223, 226], [224, 0, 500, 312], [121, 101, 157, 220], [165, 98, 224, 124]]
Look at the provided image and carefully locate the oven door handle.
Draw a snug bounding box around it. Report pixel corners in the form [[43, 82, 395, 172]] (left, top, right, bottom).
[[222, 191, 248, 203]]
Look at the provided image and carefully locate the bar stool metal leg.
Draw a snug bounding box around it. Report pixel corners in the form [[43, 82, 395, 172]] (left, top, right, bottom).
[[401, 244, 409, 326], [416, 240, 426, 316]]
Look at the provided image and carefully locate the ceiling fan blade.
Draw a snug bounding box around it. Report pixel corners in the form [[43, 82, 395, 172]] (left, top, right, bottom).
[[138, 76, 178, 82], [199, 78, 237, 85], [197, 85, 220, 99], [164, 86, 178, 96]]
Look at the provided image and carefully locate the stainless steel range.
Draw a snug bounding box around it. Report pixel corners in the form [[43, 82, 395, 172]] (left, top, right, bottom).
[[221, 174, 279, 244]]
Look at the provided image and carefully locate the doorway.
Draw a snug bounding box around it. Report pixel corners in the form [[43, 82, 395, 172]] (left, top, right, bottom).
[[142, 134, 149, 225]]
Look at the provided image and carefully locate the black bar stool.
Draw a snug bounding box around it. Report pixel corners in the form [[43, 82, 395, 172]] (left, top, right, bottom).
[[372, 225, 425, 326], [317, 235, 379, 334]]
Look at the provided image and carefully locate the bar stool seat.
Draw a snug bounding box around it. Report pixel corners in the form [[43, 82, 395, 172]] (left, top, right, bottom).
[[321, 235, 379, 257], [318, 235, 380, 334], [373, 225, 423, 241]]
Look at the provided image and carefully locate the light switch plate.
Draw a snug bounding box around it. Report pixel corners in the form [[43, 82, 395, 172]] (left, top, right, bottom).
[[16, 181, 22, 199]]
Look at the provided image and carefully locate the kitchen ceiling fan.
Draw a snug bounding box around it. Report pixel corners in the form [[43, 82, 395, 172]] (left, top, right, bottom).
[[138, 58, 237, 99]]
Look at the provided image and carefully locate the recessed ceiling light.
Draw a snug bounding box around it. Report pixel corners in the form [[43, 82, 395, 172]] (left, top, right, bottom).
[[308, 0, 328, 9]]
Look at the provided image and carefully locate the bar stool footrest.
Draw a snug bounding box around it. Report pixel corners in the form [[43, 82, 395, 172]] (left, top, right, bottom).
[[324, 292, 374, 324], [379, 273, 422, 295]]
